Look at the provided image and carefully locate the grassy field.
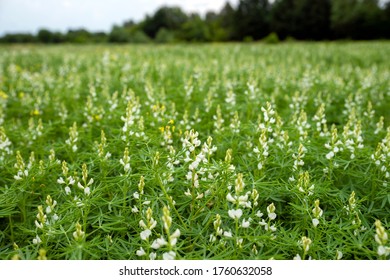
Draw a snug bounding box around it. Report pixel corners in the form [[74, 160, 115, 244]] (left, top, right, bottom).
[[0, 42, 389, 260]]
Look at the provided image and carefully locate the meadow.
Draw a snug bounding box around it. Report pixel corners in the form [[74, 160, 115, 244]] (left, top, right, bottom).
[[0, 42, 389, 260]]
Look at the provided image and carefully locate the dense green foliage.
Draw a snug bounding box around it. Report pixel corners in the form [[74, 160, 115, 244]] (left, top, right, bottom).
[[0, 42, 389, 260], [1, 0, 390, 43]]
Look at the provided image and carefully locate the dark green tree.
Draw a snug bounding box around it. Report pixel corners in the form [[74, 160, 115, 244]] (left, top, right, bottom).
[[37, 29, 54, 43], [141, 6, 188, 38], [271, 0, 331, 40], [331, 0, 384, 39], [179, 13, 211, 42], [233, 0, 271, 40], [0, 33, 37, 43]]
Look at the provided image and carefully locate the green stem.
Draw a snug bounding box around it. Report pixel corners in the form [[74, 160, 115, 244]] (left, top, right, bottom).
[[8, 216, 15, 244]]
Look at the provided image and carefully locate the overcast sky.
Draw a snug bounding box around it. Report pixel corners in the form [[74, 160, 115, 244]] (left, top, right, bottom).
[[0, 0, 240, 35]]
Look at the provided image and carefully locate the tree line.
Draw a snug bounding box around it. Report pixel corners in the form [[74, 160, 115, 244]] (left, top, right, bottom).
[[1, 0, 390, 44]]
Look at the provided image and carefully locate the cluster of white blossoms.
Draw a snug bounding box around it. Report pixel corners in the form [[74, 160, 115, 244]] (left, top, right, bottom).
[[48, 149, 60, 165], [57, 160, 76, 195], [33, 195, 59, 245], [253, 102, 278, 171], [13, 151, 28, 180], [274, 126, 292, 151], [225, 173, 258, 246], [209, 214, 225, 243], [65, 122, 78, 152], [178, 107, 201, 132], [161, 146, 180, 186], [76, 163, 94, 196], [342, 111, 364, 160], [244, 81, 259, 101], [83, 86, 105, 126], [137, 207, 157, 259], [311, 199, 323, 227], [294, 236, 312, 260], [374, 220, 390, 257], [225, 87, 236, 108], [33, 205, 46, 245], [313, 103, 329, 137], [121, 97, 142, 142], [227, 173, 252, 209], [181, 129, 201, 153], [324, 125, 343, 173], [27, 117, 43, 144], [181, 130, 209, 199], [145, 206, 180, 260], [343, 191, 366, 236], [119, 147, 131, 175], [95, 130, 111, 161], [295, 110, 311, 141], [292, 143, 307, 171], [371, 127, 390, 186], [253, 129, 269, 171], [374, 116, 384, 135], [73, 221, 85, 242], [213, 105, 225, 133], [258, 203, 277, 233], [150, 103, 167, 127], [159, 125, 171, 148], [296, 171, 314, 197], [229, 111, 241, 134], [258, 102, 276, 133], [0, 127, 12, 161]]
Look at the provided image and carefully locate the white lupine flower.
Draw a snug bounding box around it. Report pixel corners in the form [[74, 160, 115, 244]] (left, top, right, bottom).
[[238, 195, 251, 208], [140, 229, 152, 240], [336, 250, 343, 260], [139, 220, 147, 229], [35, 220, 43, 229], [223, 231, 232, 237], [170, 229, 181, 246], [136, 247, 146, 256], [293, 254, 301, 260], [377, 246, 390, 256], [149, 253, 157, 260], [57, 177, 65, 184], [73, 222, 85, 241], [226, 193, 236, 203], [33, 235, 42, 244], [267, 203, 277, 220], [151, 237, 167, 249], [268, 225, 277, 232], [84, 187, 90, 196], [301, 236, 312, 253], [77, 182, 84, 190], [326, 151, 334, 159], [163, 251, 176, 260], [241, 219, 251, 228], [256, 211, 264, 218], [228, 209, 243, 220]]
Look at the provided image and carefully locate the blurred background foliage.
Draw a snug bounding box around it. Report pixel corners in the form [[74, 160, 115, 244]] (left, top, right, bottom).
[[1, 0, 390, 44]]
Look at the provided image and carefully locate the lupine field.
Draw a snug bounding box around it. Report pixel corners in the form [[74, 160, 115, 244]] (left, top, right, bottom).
[[0, 42, 389, 260]]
